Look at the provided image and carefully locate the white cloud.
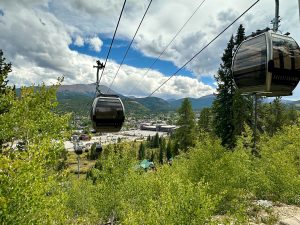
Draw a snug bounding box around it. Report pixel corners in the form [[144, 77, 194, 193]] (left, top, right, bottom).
[[99, 61, 215, 99], [87, 36, 103, 52], [74, 35, 84, 46]]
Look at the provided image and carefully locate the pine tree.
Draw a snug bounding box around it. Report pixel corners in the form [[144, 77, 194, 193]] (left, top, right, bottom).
[[175, 98, 196, 151], [0, 50, 13, 115], [159, 138, 166, 164], [212, 35, 236, 148], [264, 97, 285, 135], [166, 139, 172, 160], [0, 50, 11, 95], [150, 151, 155, 162], [138, 142, 145, 160], [0, 50, 13, 152], [198, 107, 212, 133], [153, 133, 160, 148], [172, 141, 180, 156]]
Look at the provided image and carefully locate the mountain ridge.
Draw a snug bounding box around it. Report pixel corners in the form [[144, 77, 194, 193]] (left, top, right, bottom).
[[55, 83, 216, 115], [49, 83, 300, 115]]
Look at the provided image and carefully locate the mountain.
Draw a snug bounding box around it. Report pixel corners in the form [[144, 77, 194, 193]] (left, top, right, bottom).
[[56, 84, 135, 115], [168, 94, 215, 110], [55, 83, 216, 115], [133, 97, 173, 112], [288, 100, 300, 109], [57, 83, 121, 97]]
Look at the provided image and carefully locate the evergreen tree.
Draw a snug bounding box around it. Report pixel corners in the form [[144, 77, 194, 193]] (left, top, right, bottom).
[[0, 50, 13, 115], [138, 142, 145, 160], [0, 50, 13, 152], [234, 24, 245, 46], [0, 50, 12, 95], [153, 133, 160, 148], [198, 107, 212, 133], [150, 150, 155, 162], [166, 139, 172, 160], [264, 97, 285, 135], [175, 98, 196, 151], [172, 141, 180, 156], [212, 35, 236, 148], [232, 89, 252, 137], [285, 105, 299, 125], [159, 138, 165, 164]]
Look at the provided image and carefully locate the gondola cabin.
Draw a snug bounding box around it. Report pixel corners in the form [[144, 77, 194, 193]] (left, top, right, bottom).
[[95, 144, 103, 153], [232, 30, 300, 96], [90, 95, 125, 133]]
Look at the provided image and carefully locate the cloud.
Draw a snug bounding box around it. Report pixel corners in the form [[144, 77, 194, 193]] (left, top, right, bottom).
[[74, 35, 84, 46], [98, 61, 215, 99], [87, 36, 103, 52]]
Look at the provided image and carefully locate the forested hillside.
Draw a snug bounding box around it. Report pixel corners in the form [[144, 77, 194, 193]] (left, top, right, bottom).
[[55, 85, 216, 116]]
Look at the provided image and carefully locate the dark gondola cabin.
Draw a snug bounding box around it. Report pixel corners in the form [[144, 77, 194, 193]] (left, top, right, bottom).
[[95, 144, 103, 153], [232, 30, 300, 96], [90, 95, 125, 133]]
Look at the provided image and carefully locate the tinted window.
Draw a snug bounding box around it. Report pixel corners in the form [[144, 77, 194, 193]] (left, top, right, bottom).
[[272, 35, 300, 70], [234, 34, 267, 71]]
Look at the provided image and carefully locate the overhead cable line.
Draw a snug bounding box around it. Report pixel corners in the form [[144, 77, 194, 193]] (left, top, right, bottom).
[[147, 0, 260, 97], [127, 0, 207, 96], [97, 0, 127, 93], [107, 0, 153, 93]]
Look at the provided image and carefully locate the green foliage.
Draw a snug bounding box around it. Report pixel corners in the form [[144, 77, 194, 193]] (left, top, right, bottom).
[[175, 98, 196, 151], [187, 123, 300, 217], [153, 132, 160, 148], [0, 79, 71, 224], [172, 140, 180, 156], [80, 142, 220, 224], [0, 82, 70, 146], [0, 140, 69, 224], [261, 97, 287, 135], [232, 90, 252, 137], [88, 142, 101, 160], [138, 142, 145, 160], [166, 139, 172, 160], [212, 35, 236, 148], [198, 107, 212, 133], [159, 138, 166, 164], [245, 125, 300, 204], [0, 50, 14, 151], [0, 50, 12, 96]]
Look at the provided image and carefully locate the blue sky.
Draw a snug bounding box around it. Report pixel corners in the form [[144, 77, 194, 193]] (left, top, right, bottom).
[[1, 0, 300, 100], [69, 38, 193, 79]]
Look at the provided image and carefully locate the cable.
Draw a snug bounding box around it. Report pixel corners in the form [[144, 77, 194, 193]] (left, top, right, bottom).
[[98, 0, 127, 91], [126, 0, 207, 96], [147, 0, 260, 97], [107, 0, 153, 94]]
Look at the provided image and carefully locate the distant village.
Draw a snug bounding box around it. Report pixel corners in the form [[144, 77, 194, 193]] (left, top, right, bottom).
[[65, 115, 178, 152]]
